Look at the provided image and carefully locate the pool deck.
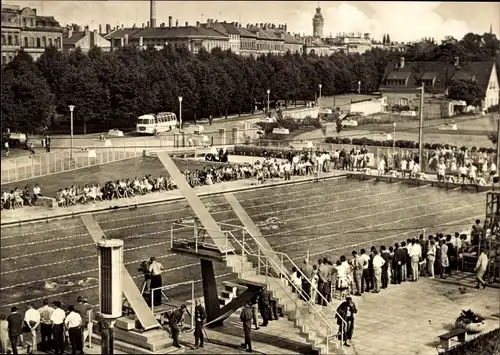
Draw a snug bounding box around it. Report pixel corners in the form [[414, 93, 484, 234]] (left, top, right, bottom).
[[182, 274, 499, 355]]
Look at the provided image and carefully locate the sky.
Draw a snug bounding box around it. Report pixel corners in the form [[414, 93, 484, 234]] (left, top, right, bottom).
[[7, 1, 500, 42]]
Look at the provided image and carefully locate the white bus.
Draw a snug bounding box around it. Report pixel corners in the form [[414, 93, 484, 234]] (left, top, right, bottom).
[[136, 112, 178, 135]]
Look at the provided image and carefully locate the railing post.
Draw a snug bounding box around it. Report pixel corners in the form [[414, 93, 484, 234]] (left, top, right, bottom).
[[191, 281, 195, 329], [265, 259, 268, 283], [195, 229, 199, 254], [151, 289, 154, 314], [242, 229, 246, 258], [170, 224, 174, 248], [257, 248, 261, 275], [280, 254, 284, 279]]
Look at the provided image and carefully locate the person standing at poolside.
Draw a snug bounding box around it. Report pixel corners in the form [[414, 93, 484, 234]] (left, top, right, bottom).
[[474, 249, 489, 289], [148, 257, 164, 306], [7, 307, 23, 355], [23, 303, 40, 352], [193, 299, 206, 348], [439, 240, 449, 279]]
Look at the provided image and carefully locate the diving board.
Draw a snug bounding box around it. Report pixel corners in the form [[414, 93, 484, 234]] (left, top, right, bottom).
[[81, 214, 160, 331], [224, 193, 283, 276], [156, 151, 234, 253]]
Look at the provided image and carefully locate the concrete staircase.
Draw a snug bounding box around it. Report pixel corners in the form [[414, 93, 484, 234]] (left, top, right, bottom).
[[224, 254, 343, 355]]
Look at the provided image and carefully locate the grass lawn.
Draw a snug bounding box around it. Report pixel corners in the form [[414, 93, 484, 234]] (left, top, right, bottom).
[[1, 157, 217, 197]]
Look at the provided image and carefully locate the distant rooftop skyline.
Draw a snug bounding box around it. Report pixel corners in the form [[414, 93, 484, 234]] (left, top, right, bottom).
[[7, 1, 500, 42]]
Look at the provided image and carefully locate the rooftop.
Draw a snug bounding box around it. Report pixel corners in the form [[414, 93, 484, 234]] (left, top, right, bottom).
[[380, 60, 496, 92]]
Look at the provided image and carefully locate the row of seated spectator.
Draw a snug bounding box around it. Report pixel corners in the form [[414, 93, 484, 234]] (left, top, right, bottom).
[[1, 184, 42, 210]]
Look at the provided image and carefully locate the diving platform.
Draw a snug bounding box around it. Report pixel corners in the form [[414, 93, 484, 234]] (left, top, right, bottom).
[[156, 151, 235, 254]]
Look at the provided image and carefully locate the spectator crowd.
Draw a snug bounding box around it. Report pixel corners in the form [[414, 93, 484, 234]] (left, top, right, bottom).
[[281, 219, 493, 346], [0, 296, 92, 355], [378, 147, 498, 184]]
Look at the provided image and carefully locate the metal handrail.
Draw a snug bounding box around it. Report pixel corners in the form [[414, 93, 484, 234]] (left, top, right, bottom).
[[169, 222, 346, 350], [239, 229, 348, 330], [224, 230, 338, 353]]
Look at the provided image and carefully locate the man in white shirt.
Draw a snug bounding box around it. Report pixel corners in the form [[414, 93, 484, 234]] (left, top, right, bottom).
[[149, 257, 164, 306], [24, 303, 41, 350], [50, 301, 66, 355], [474, 249, 489, 289], [64, 305, 83, 354], [409, 238, 422, 281], [372, 250, 385, 293]]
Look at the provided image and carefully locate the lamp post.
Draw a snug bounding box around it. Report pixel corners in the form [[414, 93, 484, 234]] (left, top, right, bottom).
[[266, 89, 270, 115], [318, 84, 322, 101], [178, 96, 183, 131], [68, 105, 75, 162], [392, 121, 396, 152], [418, 84, 424, 169], [357, 81, 361, 94]]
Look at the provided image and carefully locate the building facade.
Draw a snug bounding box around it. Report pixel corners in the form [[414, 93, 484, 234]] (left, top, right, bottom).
[[1, 4, 63, 65], [379, 57, 500, 111], [63, 27, 111, 52], [105, 20, 230, 53]]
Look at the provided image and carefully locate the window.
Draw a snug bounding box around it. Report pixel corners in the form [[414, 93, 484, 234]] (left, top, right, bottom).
[[29, 37, 34, 47], [399, 98, 409, 106], [1, 35, 5, 45], [8, 35, 12, 45], [14, 35, 19, 46], [48, 38, 53, 46], [36, 38, 41, 47], [1, 56, 6, 65], [24, 37, 28, 47], [42, 36, 47, 47]]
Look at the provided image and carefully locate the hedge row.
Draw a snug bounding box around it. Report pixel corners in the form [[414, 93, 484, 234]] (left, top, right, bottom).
[[324, 136, 497, 154], [234, 145, 295, 159]]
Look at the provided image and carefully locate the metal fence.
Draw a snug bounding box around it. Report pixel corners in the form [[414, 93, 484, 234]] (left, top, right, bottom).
[[0, 128, 259, 185]]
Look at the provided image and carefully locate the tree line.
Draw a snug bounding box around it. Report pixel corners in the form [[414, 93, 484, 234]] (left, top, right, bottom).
[[1, 31, 498, 135]]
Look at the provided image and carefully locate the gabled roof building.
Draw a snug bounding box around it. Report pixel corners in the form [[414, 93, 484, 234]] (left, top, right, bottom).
[[379, 56, 499, 111]]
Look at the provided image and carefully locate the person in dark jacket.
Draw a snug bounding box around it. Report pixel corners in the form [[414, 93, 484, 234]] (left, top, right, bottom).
[[380, 246, 391, 289], [336, 297, 357, 347], [240, 302, 253, 353], [393, 243, 406, 284], [169, 305, 186, 348], [193, 299, 206, 348], [7, 307, 23, 355], [257, 288, 270, 327]]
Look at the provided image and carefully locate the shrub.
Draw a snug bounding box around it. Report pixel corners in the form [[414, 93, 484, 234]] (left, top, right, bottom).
[[323, 136, 494, 152]]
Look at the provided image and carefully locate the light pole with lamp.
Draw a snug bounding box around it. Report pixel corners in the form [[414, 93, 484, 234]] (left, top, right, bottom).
[[318, 84, 322, 102], [68, 105, 75, 162], [392, 121, 396, 152], [266, 89, 270, 116], [357, 81, 361, 94], [178, 96, 183, 131]]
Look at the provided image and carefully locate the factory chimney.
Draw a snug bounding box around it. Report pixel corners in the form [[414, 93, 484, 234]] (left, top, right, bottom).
[[150, 0, 156, 28]]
